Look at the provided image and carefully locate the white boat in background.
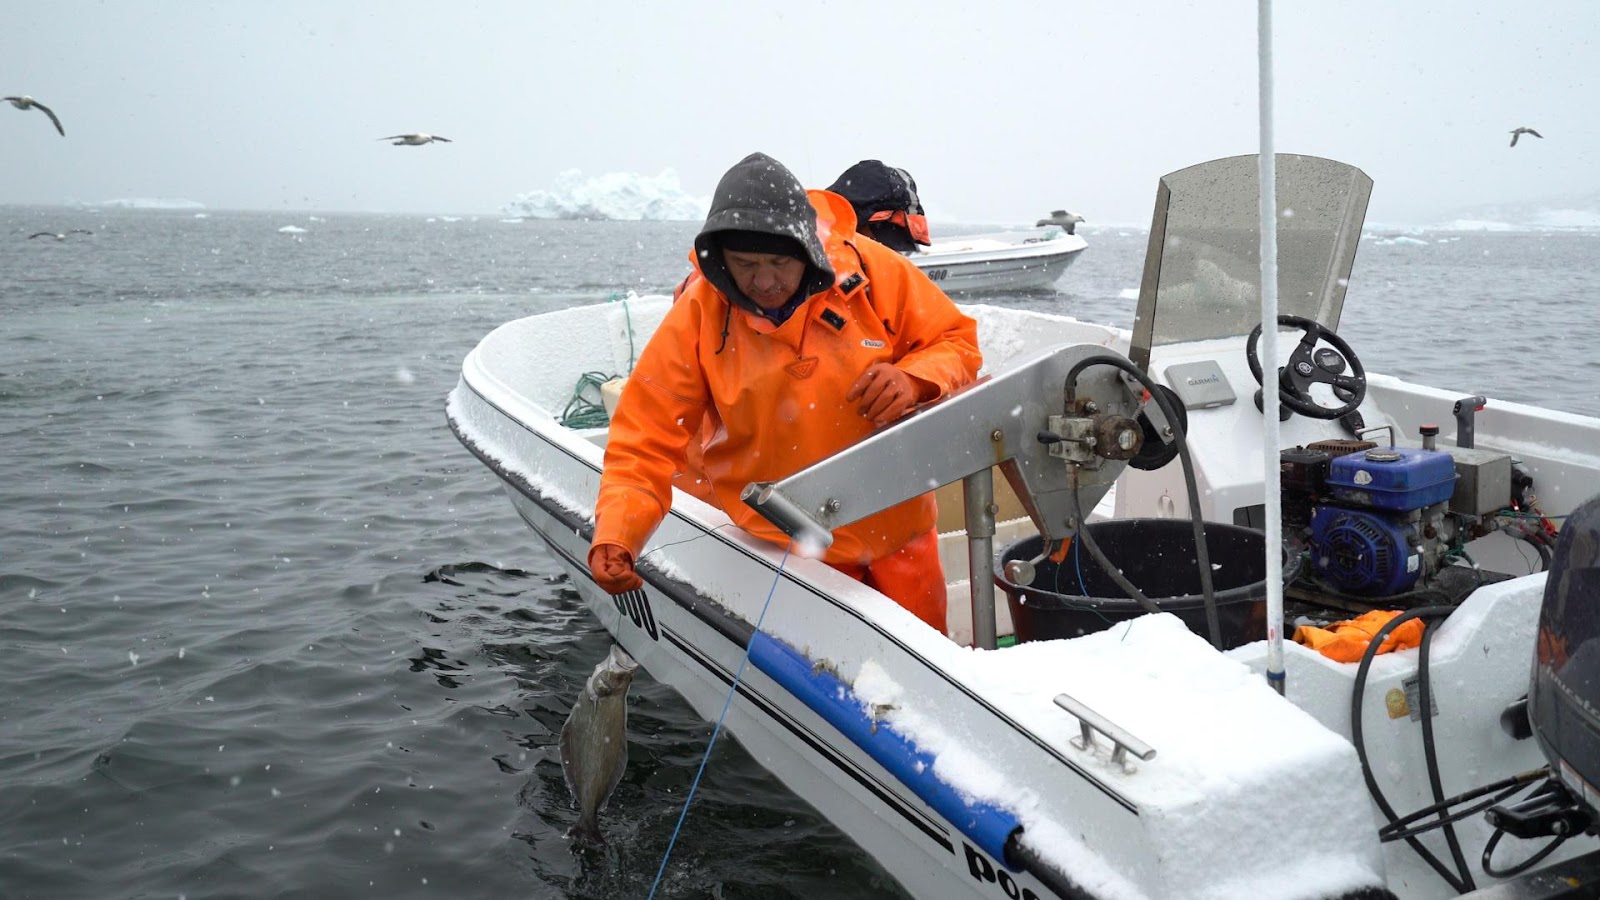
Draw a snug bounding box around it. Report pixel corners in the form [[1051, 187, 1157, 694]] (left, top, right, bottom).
[[909, 224, 1088, 293], [448, 153, 1600, 899]]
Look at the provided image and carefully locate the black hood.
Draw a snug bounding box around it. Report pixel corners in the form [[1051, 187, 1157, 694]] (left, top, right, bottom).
[[694, 152, 835, 315]]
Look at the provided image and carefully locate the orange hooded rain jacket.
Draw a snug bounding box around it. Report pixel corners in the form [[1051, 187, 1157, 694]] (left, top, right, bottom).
[[591, 162, 981, 573]]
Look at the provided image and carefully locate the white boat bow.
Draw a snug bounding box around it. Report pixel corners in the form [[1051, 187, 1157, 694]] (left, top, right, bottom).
[[910, 227, 1089, 293]]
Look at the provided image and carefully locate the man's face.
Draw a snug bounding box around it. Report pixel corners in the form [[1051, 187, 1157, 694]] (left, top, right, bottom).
[[723, 249, 805, 310]]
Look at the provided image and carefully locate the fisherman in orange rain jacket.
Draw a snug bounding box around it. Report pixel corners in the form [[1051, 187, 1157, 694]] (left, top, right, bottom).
[[587, 151, 982, 632]]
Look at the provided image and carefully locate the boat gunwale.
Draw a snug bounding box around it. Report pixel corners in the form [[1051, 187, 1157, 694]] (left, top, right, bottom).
[[446, 371, 1143, 817], [912, 233, 1089, 265]]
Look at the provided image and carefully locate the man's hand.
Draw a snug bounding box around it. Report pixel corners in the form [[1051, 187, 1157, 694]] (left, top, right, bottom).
[[846, 362, 922, 427], [587, 542, 643, 594]]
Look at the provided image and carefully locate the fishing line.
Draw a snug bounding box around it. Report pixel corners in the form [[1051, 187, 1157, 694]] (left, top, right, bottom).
[[1042, 537, 1118, 634], [647, 542, 792, 898], [637, 523, 738, 560]]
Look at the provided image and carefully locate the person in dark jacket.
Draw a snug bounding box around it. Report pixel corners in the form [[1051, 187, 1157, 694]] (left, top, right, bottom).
[[826, 159, 931, 254]]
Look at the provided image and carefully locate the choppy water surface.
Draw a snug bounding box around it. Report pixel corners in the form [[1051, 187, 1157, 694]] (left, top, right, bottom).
[[1, 206, 1595, 898]]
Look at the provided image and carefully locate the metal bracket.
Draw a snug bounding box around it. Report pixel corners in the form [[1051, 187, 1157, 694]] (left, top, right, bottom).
[[1047, 413, 1100, 465], [1358, 423, 1395, 448]]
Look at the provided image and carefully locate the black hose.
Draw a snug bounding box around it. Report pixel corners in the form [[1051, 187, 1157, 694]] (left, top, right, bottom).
[[1064, 355, 1220, 649], [1350, 605, 1469, 894], [1067, 470, 1162, 617], [1513, 530, 1554, 572], [1378, 769, 1546, 842], [1416, 611, 1477, 891], [1299, 569, 1455, 610], [1482, 820, 1571, 879]]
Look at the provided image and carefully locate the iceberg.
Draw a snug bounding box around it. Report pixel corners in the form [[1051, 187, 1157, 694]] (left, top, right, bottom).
[[1436, 208, 1600, 231], [1428, 190, 1600, 231], [503, 169, 709, 221], [69, 197, 207, 210]]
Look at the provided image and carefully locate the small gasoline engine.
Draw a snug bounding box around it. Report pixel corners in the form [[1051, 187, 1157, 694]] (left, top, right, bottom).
[[1280, 429, 1536, 599]]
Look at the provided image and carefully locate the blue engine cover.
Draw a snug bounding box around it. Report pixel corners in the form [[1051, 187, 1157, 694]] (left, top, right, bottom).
[[1310, 506, 1422, 596], [1326, 447, 1457, 511]]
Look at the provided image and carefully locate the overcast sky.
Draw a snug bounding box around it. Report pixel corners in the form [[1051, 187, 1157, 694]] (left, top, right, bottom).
[[4, 2, 1594, 225]]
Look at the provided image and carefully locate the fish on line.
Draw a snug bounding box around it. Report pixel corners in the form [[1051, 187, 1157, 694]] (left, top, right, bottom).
[[559, 643, 640, 844]]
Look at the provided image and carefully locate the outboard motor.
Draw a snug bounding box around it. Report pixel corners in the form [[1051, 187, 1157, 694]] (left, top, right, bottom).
[[1522, 495, 1600, 830], [1469, 494, 1600, 880]]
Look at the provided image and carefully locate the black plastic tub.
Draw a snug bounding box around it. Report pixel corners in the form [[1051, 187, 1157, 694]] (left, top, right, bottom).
[[994, 519, 1287, 650]]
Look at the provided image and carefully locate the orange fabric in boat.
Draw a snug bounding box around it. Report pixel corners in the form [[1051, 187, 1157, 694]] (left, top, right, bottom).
[[1293, 609, 1425, 663], [592, 189, 982, 575], [827, 528, 947, 632]]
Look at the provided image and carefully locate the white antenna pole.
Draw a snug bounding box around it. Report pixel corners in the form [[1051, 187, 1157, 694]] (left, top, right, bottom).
[[1259, 0, 1287, 696]]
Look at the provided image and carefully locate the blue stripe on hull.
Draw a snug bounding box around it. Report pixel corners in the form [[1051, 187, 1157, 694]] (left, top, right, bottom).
[[748, 630, 1023, 870]]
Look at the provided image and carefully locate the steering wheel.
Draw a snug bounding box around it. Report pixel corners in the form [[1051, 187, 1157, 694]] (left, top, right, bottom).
[[1246, 314, 1366, 420]]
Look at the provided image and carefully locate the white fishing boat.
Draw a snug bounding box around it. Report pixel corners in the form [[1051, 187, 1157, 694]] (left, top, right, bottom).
[[909, 225, 1088, 293], [447, 152, 1600, 899]]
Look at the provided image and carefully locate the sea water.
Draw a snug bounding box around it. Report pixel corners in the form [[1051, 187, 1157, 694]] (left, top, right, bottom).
[[1, 207, 1595, 899]]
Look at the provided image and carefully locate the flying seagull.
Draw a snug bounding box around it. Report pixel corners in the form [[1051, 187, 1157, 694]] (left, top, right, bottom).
[[4, 95, 65, 136], [1509, 127, 1543, 148], [378, 133, 451, 146], [1036, 209, 1086, 234]]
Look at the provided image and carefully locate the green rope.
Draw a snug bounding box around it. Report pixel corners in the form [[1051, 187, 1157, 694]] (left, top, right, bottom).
[[558, 370, 618, 428], [557, 294, 639, 428]]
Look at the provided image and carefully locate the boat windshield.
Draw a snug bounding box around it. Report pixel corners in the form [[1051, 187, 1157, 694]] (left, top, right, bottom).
[[1129, 154, 1372, 371]]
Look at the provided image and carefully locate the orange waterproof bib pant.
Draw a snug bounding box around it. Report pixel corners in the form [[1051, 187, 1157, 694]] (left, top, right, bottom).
[[827, 527, 946, 632]]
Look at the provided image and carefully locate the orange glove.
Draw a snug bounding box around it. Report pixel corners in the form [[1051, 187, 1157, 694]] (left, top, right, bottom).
[[846, 363, 928, 427], [587, 542, 643, 594]]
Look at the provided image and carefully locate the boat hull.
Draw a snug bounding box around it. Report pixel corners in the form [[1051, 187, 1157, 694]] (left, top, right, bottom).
[[911, 230, 1088, 292], [448, 405, 1076, 900], [448, 290, 1600, 899]]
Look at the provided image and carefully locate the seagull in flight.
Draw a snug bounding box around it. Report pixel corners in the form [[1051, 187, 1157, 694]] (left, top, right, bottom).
[[378, 133, 451, 146], [5, 95, 65, 136], [1509, 127, 1543, 147], [1036, 209, 1086, 234]]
